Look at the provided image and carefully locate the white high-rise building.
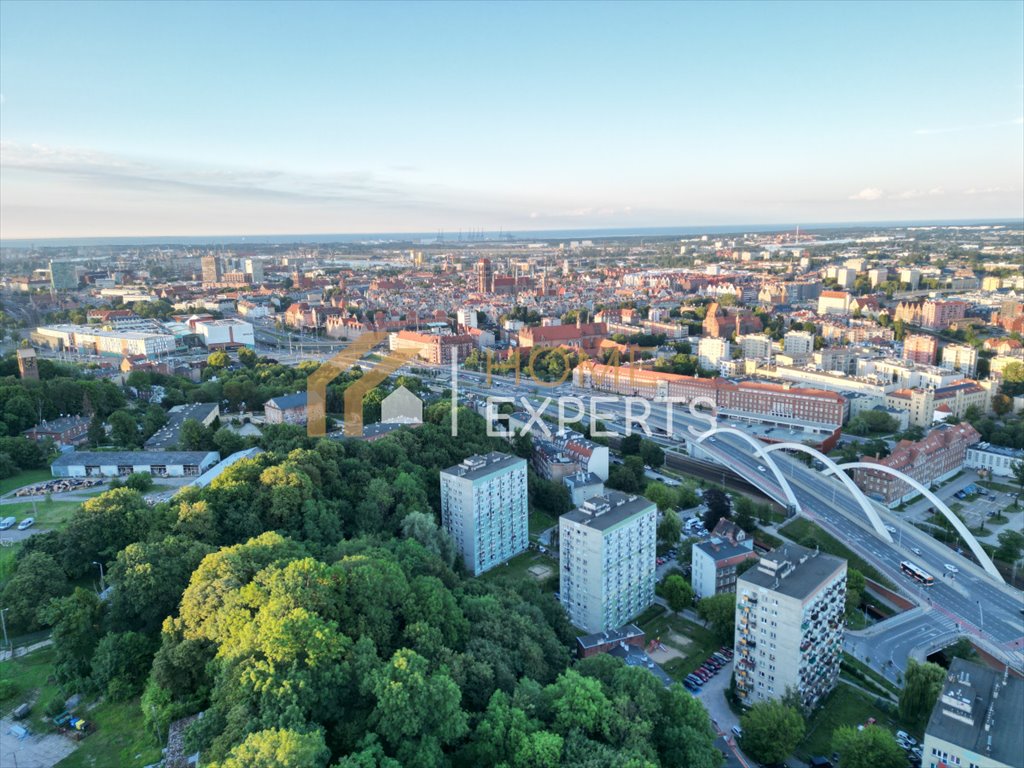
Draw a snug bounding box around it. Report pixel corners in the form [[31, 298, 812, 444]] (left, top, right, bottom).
[[735, 543, 847, 711], [698, 337, 731, 370], [940, 344, 978, 378], [244, 259, 264, 284], [559, 492, 657, 634], [783, 330, 815, 359], [736, 333, 772, 360], [440, 452, 528, 576]]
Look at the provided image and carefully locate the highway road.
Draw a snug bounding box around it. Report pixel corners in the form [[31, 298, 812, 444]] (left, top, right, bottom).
[[439, 366, 1024, 671]]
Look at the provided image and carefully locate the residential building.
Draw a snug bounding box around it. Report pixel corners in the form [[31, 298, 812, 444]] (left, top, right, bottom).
[[734, 543, 847, 711], [736, 334, 772, 360], [965, 443, 1024, 478], [698, 337, 731, 369], [201, 255, 222, 285], [563, 471, 605, 506], [941, 344, 978, 378], [702, 303, 763, 338], [922, 659, 1022, 768], [903, 334, 939, 366], [691, 522, 756, 599], [517, 321, 609, 356], [244, 259, 264, 284], [440, 452, 529, 576], [783, 330, 815, 359], [854, 422, 981, 505], [22, 415, 90, 448], [885, 381, 992, 428], [49, 260, 78, 291], [264, 392, 309, 425], [51, 450, 220, 478], [817, 290, 852, 315], [559, 491, 657, 634], [922, 300, 968, 331]]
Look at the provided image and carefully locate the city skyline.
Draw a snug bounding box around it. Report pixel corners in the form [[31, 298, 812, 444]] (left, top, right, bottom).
[[1, 0, 1022, 239]]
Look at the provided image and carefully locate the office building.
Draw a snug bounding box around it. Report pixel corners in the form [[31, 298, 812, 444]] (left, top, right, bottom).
[[735, 543, 846, 711], [559, 491, 657, 634], [922, 659, 1023, 768], [440, 452, 528, 576]]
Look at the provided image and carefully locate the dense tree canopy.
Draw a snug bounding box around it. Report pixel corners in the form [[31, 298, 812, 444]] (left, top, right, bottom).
[[9, 405, 722, 766]]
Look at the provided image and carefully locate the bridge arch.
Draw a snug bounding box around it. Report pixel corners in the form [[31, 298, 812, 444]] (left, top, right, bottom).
[[833, 462, 1003, 583], [759, 442, 894, 544], [692, 428, 801, 512]]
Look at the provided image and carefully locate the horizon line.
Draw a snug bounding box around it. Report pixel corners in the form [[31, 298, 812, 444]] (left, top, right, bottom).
[[2, 216, 1022, 248]]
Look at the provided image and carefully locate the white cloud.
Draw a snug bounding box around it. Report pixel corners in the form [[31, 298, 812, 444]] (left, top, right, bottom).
[[849, 188, 885, 201]]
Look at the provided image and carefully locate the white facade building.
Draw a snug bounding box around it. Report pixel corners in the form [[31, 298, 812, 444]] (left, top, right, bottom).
[[965, 443, 1024, 478], [194, 319, 255, 349], [559, 492, 657, 634], [940, 344, 979, 378], [783, 330, 815, 359], [735, 544, 847, 711], [440, 453, 529, 576], [698, 337, 731, 370]]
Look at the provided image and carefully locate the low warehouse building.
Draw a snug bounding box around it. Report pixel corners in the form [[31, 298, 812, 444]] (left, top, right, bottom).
[[51, 450, 220, 478]]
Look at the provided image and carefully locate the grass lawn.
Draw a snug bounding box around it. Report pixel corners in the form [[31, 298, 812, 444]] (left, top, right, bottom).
[[980, 480, 1017, 494], [56, 699, 162, 768], [480, 549, 556, 587], [795, 683, 901, 762], [528, 507, 558, 537], [1, 645, 161, 768], [840, 652, 900, 698], [1, 499, 82, 531], [779, 518, 895, 588], [637, 611, 722, 679], [0, 468, 53, 496]]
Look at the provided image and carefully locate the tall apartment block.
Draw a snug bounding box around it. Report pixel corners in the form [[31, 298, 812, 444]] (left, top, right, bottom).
[[440, 452, 528, 576], [201, 254, 222, 285], [735, 543, 847, 711], [559, 491, 657, 634]]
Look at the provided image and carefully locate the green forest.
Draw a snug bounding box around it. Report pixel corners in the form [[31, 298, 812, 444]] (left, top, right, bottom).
[[2, 403, 722, 768]]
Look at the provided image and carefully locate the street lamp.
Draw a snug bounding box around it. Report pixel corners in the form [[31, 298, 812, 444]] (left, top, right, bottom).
[[92, 561, 105, 592], [0, 607, 10, 652]]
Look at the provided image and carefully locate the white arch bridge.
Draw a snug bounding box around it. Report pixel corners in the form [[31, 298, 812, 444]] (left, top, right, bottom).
[[690, 427, 1004, 583]]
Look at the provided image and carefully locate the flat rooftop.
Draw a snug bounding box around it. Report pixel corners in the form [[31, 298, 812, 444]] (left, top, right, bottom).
[[561, 490, 655, 532], [441, 451, 525, 481], [925, 658, 1024, 767], [739, 542, 845, 600]]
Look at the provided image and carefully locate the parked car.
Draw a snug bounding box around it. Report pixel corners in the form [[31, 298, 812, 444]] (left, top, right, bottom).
[[17, 517, 35, 531], [0, 516, 16, 530], [731, 725, 743, 738], [895, 731, 916, 747]]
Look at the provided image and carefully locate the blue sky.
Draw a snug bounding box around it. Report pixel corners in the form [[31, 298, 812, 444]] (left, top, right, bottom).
[[1, 0, 1022, 238]]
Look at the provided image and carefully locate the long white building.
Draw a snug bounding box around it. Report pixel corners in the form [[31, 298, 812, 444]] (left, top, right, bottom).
[[440, 452, 529, 576], [559, 492, 657, 634]]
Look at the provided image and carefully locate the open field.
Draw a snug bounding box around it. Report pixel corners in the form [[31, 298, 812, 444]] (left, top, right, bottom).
[[794, 683, 902, 762]]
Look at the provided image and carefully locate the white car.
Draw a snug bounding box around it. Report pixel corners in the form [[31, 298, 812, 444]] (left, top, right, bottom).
[[731, 725, 742, 738], [757, 465, 767, 473], [17, 517, 35, 531], [944, 563, 959, 574], [0, 516, 15, 531], [885, 525, 897, 534], [910, 547, 922, 556]]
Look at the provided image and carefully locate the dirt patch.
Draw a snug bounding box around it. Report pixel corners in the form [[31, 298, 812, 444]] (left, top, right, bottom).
[[648, 643, 684, 664], [527, 564, 552, 580], [665, 631, 693, 650]]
